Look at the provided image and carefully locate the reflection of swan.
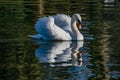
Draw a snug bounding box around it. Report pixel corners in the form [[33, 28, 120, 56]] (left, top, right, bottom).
[[35, 41, 84, 66], [29, 14, 84, 40], [71, 41, 83, 66], [35, 41, 72, 63]]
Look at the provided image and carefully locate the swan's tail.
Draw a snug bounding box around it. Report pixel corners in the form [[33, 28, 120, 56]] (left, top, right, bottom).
[[28, 34, 47, 40]]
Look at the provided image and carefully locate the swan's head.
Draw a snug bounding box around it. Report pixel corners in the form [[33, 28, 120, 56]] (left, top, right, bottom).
[[72, 14, 82, 30]]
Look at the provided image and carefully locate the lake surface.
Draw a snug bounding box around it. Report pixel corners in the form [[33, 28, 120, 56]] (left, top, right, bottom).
[[0, 0, 120, 80]]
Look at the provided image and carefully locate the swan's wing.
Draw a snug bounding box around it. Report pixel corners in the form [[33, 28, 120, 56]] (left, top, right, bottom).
[[35, 16, 55, 39], [35, 16, 71, 40], [53, 14, 72, 31], [28, 34, 48, 40]]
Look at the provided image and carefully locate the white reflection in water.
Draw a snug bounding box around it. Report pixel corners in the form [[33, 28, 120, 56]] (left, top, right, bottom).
[[35, 41, 92, 80], [104, 0, 115, 3], [35, 41, 89, 67], [35, 41, 72, 63]]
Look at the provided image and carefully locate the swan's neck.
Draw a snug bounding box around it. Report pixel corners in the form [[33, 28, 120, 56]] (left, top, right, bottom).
[[71, 21, 83, 40]]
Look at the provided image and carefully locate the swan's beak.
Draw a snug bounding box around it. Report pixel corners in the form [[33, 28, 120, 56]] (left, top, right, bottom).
[[77, 20, 82, 30]]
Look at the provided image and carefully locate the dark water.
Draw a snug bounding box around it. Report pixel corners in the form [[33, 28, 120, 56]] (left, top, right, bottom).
[[0, 0, 120, 80]]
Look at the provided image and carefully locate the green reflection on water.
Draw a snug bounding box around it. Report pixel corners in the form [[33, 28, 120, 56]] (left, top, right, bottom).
[[89, 1, 120, 79], [0, 41, 45, 80], [0, 0, 39, 39]]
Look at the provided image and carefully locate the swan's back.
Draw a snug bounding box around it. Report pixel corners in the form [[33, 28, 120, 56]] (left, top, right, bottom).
[[35, 14, 71, 40], [54, 14, 71, 31], [35, 14, 71, 33], [35, 16, 56, 39]]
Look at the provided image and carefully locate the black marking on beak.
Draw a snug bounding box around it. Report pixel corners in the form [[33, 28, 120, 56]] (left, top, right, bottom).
[[77, 20, 81, 24]]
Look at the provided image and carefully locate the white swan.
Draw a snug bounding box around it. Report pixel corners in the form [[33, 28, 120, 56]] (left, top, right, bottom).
[[29, 14, 84, 40]]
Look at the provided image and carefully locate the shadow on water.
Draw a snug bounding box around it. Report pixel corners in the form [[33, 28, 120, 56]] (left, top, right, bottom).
[[0, 0, 120, 80]]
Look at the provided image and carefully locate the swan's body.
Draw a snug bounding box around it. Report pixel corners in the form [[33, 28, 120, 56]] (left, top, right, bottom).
[[30, 14, 84, 40]]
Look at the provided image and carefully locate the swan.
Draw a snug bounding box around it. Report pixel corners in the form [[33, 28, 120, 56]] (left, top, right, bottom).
[[29, 14, 84, 40]]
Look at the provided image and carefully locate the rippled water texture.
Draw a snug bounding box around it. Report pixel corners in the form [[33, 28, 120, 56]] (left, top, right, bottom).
[[0, 0, 120, 80]]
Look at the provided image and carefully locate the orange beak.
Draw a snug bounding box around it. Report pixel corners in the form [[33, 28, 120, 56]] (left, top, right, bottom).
[[77, 23, 82, 30]]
